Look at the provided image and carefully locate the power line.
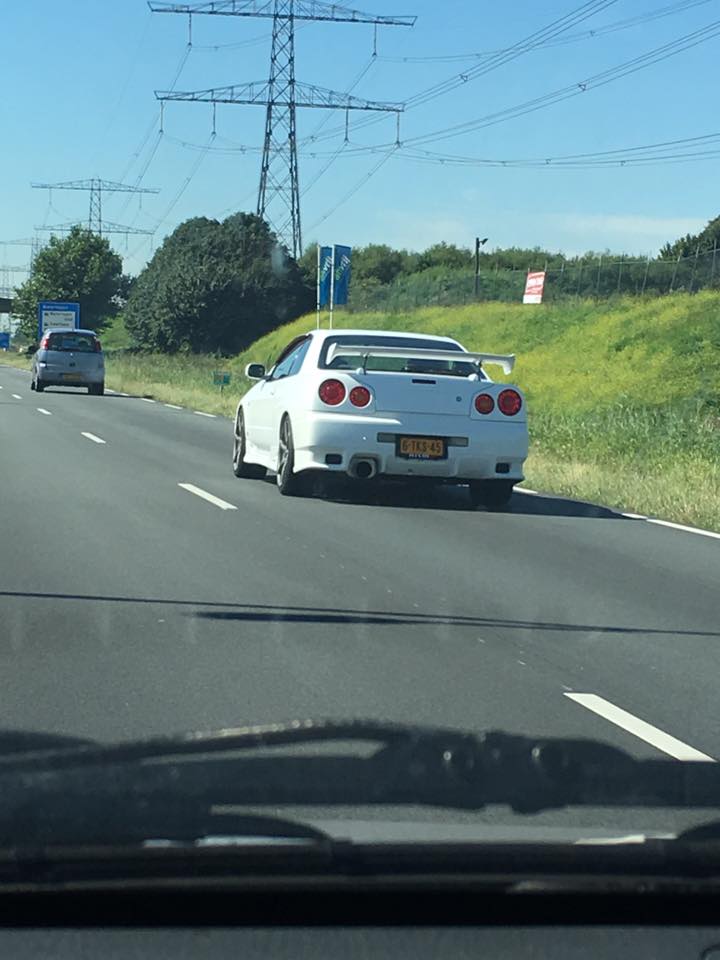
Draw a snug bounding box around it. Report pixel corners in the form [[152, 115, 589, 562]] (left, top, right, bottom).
[[306, 146, 397, 231], [126, 132, 218, 263], [191, 20, 309, 51], [355, 18, 720, 150], [395, 131, 720, 168], [376, 0, 713, 63], [93, 11, 155, 169], [299, 0, 621, 147], [115, 42, 194, 216]]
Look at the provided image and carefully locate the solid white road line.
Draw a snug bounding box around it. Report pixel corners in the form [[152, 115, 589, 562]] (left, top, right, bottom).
[[194, 410, 216, 418], [638, 516, 720, 542], [11, 393, 22, 399], [517, 489, 720, 541], [37, 408, 51, 416], [565, 693, 714, 762], [81, 432, 106, 445], [165, 403, 183, 410], [178, 483, 237, 511]]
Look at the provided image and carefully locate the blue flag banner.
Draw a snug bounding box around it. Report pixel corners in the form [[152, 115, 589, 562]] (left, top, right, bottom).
[[318, 246, 332, 307], [333, 245, 352, 306]]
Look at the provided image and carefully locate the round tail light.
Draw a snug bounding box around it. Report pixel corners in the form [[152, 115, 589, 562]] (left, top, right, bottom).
[[349, 386, 371, 407], [498, 389, 522, 416], [474, 393, 494, 414], [318, 379, 346, 406]]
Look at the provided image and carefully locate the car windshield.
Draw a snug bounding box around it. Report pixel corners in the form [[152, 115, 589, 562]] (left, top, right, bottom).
[[1, 0, 719, 880]]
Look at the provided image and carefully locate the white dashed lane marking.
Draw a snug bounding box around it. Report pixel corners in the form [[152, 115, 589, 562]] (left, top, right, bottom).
[[81, 432, 106, 445], [165, 403, 183, 410], [194, 411, 216, 418], [37, 408, 52, 416], [11, 393, 22, 400], [178, 483, 237, 511], [565, 693, 714, 762], [140, 397, 156, 403]]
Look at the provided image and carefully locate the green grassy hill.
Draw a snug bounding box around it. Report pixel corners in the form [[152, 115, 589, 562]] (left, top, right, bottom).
[[12, 293, 715, 530], [227, 293, 720, 414]]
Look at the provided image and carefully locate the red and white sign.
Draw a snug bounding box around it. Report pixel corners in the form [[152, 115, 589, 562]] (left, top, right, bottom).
[[523, 271, 546, 304]]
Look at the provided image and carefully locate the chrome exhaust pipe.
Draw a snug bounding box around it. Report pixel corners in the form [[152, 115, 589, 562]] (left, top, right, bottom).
[[352, 459, 376, 480]]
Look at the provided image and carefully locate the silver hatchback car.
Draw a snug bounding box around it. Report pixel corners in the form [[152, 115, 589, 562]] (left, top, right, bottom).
[[31, 329, 105, 396]]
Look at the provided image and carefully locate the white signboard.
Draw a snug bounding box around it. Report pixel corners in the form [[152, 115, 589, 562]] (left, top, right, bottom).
[[37, 301, 80, 338], [523, 271, 546, 304], [42, 310, 77, 332]]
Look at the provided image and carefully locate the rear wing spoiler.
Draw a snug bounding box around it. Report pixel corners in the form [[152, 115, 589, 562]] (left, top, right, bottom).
[[327, 343, 516, 375]]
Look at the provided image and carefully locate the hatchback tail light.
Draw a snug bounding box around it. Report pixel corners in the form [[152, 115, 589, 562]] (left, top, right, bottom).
[[349, 386, 371, 407], [498, 389, 522, 416], [474, 393, 494, 414], [93, 339, 102, 352], [318, 379, 346, 406]]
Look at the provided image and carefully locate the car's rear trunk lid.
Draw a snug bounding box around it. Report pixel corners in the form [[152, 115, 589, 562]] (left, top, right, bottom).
[[368, 372, 473, 416]]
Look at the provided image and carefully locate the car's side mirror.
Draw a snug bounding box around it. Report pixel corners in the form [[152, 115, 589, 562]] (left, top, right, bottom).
[[245, 363, 266, 381]]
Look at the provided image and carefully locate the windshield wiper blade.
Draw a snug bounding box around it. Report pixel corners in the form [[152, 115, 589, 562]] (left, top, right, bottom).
[[0, 719, 719, 848]]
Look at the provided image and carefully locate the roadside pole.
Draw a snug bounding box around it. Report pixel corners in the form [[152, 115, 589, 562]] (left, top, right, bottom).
[[316, 244, 321, 329], [474, 238, 480, 299], [329, 244, 336, 330], [473, 236, 487, 299]]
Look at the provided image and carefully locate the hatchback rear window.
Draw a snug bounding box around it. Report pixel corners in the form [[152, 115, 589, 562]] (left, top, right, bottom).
[[319, 335, 483, 378], [46, 333, 98, 352]]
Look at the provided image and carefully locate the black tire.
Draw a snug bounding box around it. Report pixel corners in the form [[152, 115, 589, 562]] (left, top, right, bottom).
[[276, 416, 305, 496], [469, 479, 515, 511], [88, 382, 104, 396], [232, 408, 266, 479], [30, 377, 35, 392], [35, 378, 45, 393]]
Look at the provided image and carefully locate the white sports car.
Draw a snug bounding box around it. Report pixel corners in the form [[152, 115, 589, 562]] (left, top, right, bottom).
[[233, 329, 528, 509]]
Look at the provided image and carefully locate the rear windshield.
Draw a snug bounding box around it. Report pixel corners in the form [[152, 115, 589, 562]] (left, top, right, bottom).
[[318, 334, 484, 378], [46, 333, 98, 353]]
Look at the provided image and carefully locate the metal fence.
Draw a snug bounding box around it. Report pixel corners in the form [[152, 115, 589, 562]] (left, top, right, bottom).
[[347, 247, 720, 313]]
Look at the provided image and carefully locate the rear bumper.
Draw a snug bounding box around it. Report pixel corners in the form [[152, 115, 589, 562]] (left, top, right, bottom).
[[292, 412, 528, 481], [36, 369, 104, 387]]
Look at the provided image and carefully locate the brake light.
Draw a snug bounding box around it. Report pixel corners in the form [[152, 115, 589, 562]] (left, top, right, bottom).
[[40, 336, 50, 349], [94, 339, 102, 352], [474, 393, 494, 414], [318, 379, 346, 406], [349, 386, 371, 407], [498, 389, 522, 416]]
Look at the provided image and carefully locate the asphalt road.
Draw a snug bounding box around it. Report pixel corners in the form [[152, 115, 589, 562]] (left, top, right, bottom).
[[1, 362, 719, 833]]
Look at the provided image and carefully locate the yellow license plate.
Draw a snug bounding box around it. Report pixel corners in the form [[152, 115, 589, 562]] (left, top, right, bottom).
[[63, 372, 82, 381], [398, 437, 446, 459]]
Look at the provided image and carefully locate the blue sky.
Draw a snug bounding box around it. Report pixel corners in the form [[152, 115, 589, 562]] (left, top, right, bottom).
[[1, 0, 718, 279]]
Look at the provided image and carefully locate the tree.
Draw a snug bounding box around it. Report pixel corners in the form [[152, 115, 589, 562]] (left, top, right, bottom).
[[660, 215, 720, 260], [353, 244, 408, 285], [417, 242, 471, 271], [124, 213, 313, 354], [12, 227, 125, 339]]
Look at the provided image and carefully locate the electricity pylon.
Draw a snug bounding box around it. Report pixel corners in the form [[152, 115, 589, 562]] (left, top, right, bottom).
[[150, 0, 415, 259], [31, 178, 160, 238]]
